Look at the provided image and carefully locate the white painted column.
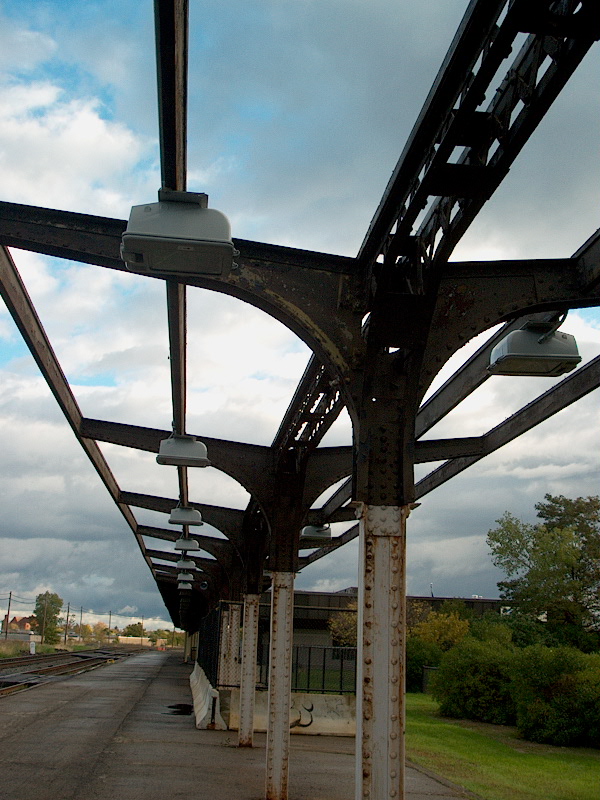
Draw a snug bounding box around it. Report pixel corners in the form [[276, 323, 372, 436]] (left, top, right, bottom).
[[265, 571, 295, 800], [355, 504, 409, 800], [238, 593, 260, 747], [217, 603, 231, 686], [183, 631, 191, 663], [228, 602, 242, 686]]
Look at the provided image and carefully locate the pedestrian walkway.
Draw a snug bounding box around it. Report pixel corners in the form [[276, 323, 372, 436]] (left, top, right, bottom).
[[0, 651, 473, 800]]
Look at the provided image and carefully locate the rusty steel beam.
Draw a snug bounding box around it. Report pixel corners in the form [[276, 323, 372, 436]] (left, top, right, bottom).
[[0, 247, 154, 574], [358, 0, 508, 269], [359, 0, 599, 276], [416, 353, 600, 498], [154, 0, 188, 191], [0, 201, 354, 276], [80, 417, 274, 500]]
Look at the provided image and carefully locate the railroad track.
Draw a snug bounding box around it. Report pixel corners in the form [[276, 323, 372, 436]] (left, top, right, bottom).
[[0, 648, 138, 696]]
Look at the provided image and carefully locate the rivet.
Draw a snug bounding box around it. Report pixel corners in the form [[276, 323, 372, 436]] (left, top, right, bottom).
[[390, 771, 397, 778], [391, 696, 398, 702], [390, 732, 397, 739], [363, 750, 371, 759], [391, 676, 398, 683], [391, 715, 397, 721], [390, 791, 397, 797], [365, 658, 372, 664], [390, 752, 397, 759], [391, 602, 398, 609]]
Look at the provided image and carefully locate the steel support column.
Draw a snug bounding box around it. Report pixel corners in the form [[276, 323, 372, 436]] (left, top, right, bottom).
[[265, 571, 294, 800], [227, 601, 242, 686], [183, 631, 191, 662], [238, 593, 260, 747], [190, 630, 199, 662], [355, 504, 409, 800], [217, 602, 231, 685]]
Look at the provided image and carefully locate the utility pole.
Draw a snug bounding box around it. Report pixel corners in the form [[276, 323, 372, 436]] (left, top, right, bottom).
[[4, 591, 11, 640], [140, 616, 144, 647], [79, 606, 83, 643], [108, 610, 112, 641], [40, 594, 48, 644], [63, 602, 70, 644]]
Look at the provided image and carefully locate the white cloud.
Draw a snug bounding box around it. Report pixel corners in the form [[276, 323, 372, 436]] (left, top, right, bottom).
[[0, 1, 599, 623]]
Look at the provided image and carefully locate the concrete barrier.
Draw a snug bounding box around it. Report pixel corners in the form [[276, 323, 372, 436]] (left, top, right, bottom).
[[222, 689, 355, 736], [190, 664, 227, 730]]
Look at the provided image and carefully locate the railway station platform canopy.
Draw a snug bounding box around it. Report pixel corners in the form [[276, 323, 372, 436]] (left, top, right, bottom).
[[0, 2, 599, 799]]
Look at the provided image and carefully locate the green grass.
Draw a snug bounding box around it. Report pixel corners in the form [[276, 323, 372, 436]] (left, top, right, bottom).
[[405, 694, 600, 800]]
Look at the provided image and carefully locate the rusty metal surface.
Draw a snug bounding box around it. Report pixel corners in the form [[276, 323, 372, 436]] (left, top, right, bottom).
[[355, 505, 408, 800], [238, 593, 260, 748], [265, 571, 295, 800]]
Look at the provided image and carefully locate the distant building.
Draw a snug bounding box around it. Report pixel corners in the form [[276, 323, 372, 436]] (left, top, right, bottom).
[[257, 587, 501, 650], [2, 615, 36, 633]]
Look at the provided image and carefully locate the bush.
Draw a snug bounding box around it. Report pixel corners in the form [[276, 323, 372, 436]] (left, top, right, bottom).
[[511, 646, 600, 746], [411, 611, 470, 651], [406, 636, 442, 692], [469, 613, 513, 646], [429, 637, 515, 725]]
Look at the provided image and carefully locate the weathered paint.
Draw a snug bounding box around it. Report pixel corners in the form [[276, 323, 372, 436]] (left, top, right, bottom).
[[238, 593, 260, 747], [265, 571, 294, 800], [355, 504, 409, 800]]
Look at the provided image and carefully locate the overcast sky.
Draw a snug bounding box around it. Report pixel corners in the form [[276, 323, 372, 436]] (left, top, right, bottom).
[[0, 1, 599, 630]]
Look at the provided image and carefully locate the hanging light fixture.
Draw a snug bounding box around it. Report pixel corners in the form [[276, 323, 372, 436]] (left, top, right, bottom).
[[299, 523, 332, 549], [488, 316, 581, 376], [177, 582, 193, 591], [300, 523, 331, 540], [121, 190, 237, 277], [177, 572, 195, 582], [156, 434, 210, 467], [176, 558, 196, 570], [174, 537, 201, 551], [169, 506, 203, 526]]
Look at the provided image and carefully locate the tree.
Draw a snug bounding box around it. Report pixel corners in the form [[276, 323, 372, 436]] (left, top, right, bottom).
[[411, 611, 470, 651], [123, 622, 144, 637], [77, 623, 93, 642], [93, 621, 109, 643], [328, 603, 357, 646], [487, 494, 600, 645], [32, 591, 63, 644]]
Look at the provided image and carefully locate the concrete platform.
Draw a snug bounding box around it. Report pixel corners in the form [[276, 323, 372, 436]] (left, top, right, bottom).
[[0, 650, 474, 800]]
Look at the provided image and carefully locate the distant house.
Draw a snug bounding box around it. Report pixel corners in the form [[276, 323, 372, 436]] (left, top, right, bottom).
[[2, 615, 36, 633]]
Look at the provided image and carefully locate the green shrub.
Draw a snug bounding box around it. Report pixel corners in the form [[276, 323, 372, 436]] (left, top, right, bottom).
[[406, 636, 442, 692], [511, 646, 600, 746], [429, 637, 515, 725], [469, 613, 513, 646]]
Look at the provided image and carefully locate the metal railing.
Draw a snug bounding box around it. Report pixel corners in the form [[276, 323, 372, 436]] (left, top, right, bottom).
[[258, 645, 357, 694]]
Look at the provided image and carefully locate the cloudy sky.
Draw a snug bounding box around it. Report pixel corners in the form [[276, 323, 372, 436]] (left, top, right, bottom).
[[0, 1, 599, 629]]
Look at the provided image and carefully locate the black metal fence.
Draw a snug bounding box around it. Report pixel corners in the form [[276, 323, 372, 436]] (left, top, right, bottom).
[[258, 644, 357, 694], [196, 605, 221, 686]]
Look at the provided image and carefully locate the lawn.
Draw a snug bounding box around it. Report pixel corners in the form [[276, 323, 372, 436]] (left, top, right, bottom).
[[405, 693, 600, 800]]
